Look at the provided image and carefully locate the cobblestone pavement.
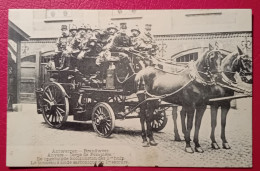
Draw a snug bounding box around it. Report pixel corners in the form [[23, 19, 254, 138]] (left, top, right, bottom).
[[7, 98, 252, 167]]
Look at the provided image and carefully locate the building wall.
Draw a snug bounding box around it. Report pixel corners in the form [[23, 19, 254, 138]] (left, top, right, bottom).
[[155, 32, 252, 60], [9, 9, 252, 103]]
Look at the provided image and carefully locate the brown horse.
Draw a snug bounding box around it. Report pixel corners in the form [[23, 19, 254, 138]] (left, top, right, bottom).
[[209, 46, 252, 150], [135, 44, 223, 152], [173, 46, 252, 152]]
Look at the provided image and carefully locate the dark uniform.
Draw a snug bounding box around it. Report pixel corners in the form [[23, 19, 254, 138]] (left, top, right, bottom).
[[129, 25, 146, 70], [139, 24, 158, 56], [55, 25, 71, 70], [101, 23, 118, 51], [65, 24, 79, 70], [130, 25, 142, 50], [110, 32, 132, 53], [96, 23, 118, 65], [110, 23, 135, 74]]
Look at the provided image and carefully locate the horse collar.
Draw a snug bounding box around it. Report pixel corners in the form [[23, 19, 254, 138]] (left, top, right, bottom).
[[189, 61, 216, 86], [221, 72, 237, 85]]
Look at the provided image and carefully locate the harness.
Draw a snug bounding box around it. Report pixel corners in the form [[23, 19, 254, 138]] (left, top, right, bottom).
[[189, 61, 216, 86], [217, 55, 252, 94], [140, 61, 215, 100]]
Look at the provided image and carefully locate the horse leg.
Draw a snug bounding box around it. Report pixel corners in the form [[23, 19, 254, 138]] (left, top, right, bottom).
[[146, 101, 158, 146], [193, 104, 207, 153], [210, 104, 220, 149], [140, 107, 150, 147], [137, 93, 149, 147], [180, 107, 187, 137], [172, 106, 181, 141], [184, 106, 195, 153], [221, 102, 231, 149]]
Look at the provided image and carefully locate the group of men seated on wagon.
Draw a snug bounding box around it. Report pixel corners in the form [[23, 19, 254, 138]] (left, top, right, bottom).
[[50, 22, 158, 83]]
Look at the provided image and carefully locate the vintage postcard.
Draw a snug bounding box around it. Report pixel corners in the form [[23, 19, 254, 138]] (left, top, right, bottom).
[[7, 9, 252, 167]]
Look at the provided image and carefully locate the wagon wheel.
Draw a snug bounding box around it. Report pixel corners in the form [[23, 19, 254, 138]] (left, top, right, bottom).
[[151, 108, 168, 132], [41, 82, 69, 128], [92, 102, 115, 137]]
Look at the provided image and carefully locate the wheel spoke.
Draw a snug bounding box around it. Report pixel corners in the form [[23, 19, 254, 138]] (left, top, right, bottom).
[[47, 87, 54, 101], [56, 109, 64, 120], [56, 106, 65, 114], [56, 111, 61, 123], [105, 124, 110, 132], [103, 126, 108, 135], [106, 122, 111, 127], [96, 107, 102, 115], [47, 114, 51, 120], [43, 98, 51, 104], [44, 91, 52, 101]]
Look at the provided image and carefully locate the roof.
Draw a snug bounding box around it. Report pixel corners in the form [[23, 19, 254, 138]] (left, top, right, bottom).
[[8, 20, 30, 41]]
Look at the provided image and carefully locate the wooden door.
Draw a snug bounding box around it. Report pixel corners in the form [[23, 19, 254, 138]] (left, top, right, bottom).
[[20, 55, 37, 103]]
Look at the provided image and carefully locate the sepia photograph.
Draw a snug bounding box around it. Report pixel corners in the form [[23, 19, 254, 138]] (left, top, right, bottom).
[[7, 9, 252, 167]]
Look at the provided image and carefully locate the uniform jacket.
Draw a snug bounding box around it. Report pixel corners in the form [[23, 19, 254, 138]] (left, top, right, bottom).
[[110, 33, 132, 52]]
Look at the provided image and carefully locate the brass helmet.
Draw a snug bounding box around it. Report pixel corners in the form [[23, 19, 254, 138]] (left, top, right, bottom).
[[77, 24, 87, 31], [85, 24, 92, 31], [131, 25, 140, 34], [107, 22, 118, 31], [69, 24, 77, 32]]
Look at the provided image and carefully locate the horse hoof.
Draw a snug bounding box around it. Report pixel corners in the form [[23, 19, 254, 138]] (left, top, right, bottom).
[[223, 143, 231, 149], [211, 143, 220, 149], [195, 146, 204, 153], [142, 141, 150, 147], [149, 140, 158, 146], [185, 147, 194, 153]]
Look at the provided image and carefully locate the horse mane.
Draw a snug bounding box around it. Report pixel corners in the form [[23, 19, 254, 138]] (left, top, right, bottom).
[[221, 51, 239, 71]]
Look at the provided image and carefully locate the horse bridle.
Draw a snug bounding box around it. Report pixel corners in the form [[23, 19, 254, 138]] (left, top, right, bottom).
[[224, 54, 252, 82], [198, 50, 222, 84], [220, 53, 252, 92]]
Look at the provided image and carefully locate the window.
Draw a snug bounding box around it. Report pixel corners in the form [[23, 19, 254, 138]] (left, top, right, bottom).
[[176, 52, 198, 63], [45, 10, 72, 22], [111, 10, 142, 20]]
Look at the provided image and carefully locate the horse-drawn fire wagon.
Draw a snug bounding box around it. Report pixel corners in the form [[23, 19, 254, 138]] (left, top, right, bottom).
[[36, 52, 171, 137]]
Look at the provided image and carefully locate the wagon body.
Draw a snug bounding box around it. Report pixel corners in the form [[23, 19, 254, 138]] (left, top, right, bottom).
[[36, 53, 171, 137]]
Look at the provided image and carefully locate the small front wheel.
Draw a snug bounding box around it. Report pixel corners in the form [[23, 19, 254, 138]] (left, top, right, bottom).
[[92, 102, 115, 137], [151, 108, 168, 132]]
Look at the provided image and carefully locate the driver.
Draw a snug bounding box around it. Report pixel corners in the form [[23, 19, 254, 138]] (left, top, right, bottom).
[[138, 24, 159, 66], [55, 25, 71, 71], [110, 22, 135, 74]]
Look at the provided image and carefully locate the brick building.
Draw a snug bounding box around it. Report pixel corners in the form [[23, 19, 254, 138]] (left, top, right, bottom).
[[9, 9, 252, 103]]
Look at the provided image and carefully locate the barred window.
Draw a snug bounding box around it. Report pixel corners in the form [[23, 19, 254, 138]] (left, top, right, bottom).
[[176, 52, 198, 63]]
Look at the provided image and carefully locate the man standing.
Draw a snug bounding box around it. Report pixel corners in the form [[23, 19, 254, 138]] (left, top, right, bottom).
[[138, 24, 159, 66], [66, 24, 79, 70], [139, 24, 158, 56], [110, 23, 135, 74], [55, 25, 71, 71]]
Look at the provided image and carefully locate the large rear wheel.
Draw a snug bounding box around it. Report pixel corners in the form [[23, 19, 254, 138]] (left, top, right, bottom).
[[41, 82, 69, 128]]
